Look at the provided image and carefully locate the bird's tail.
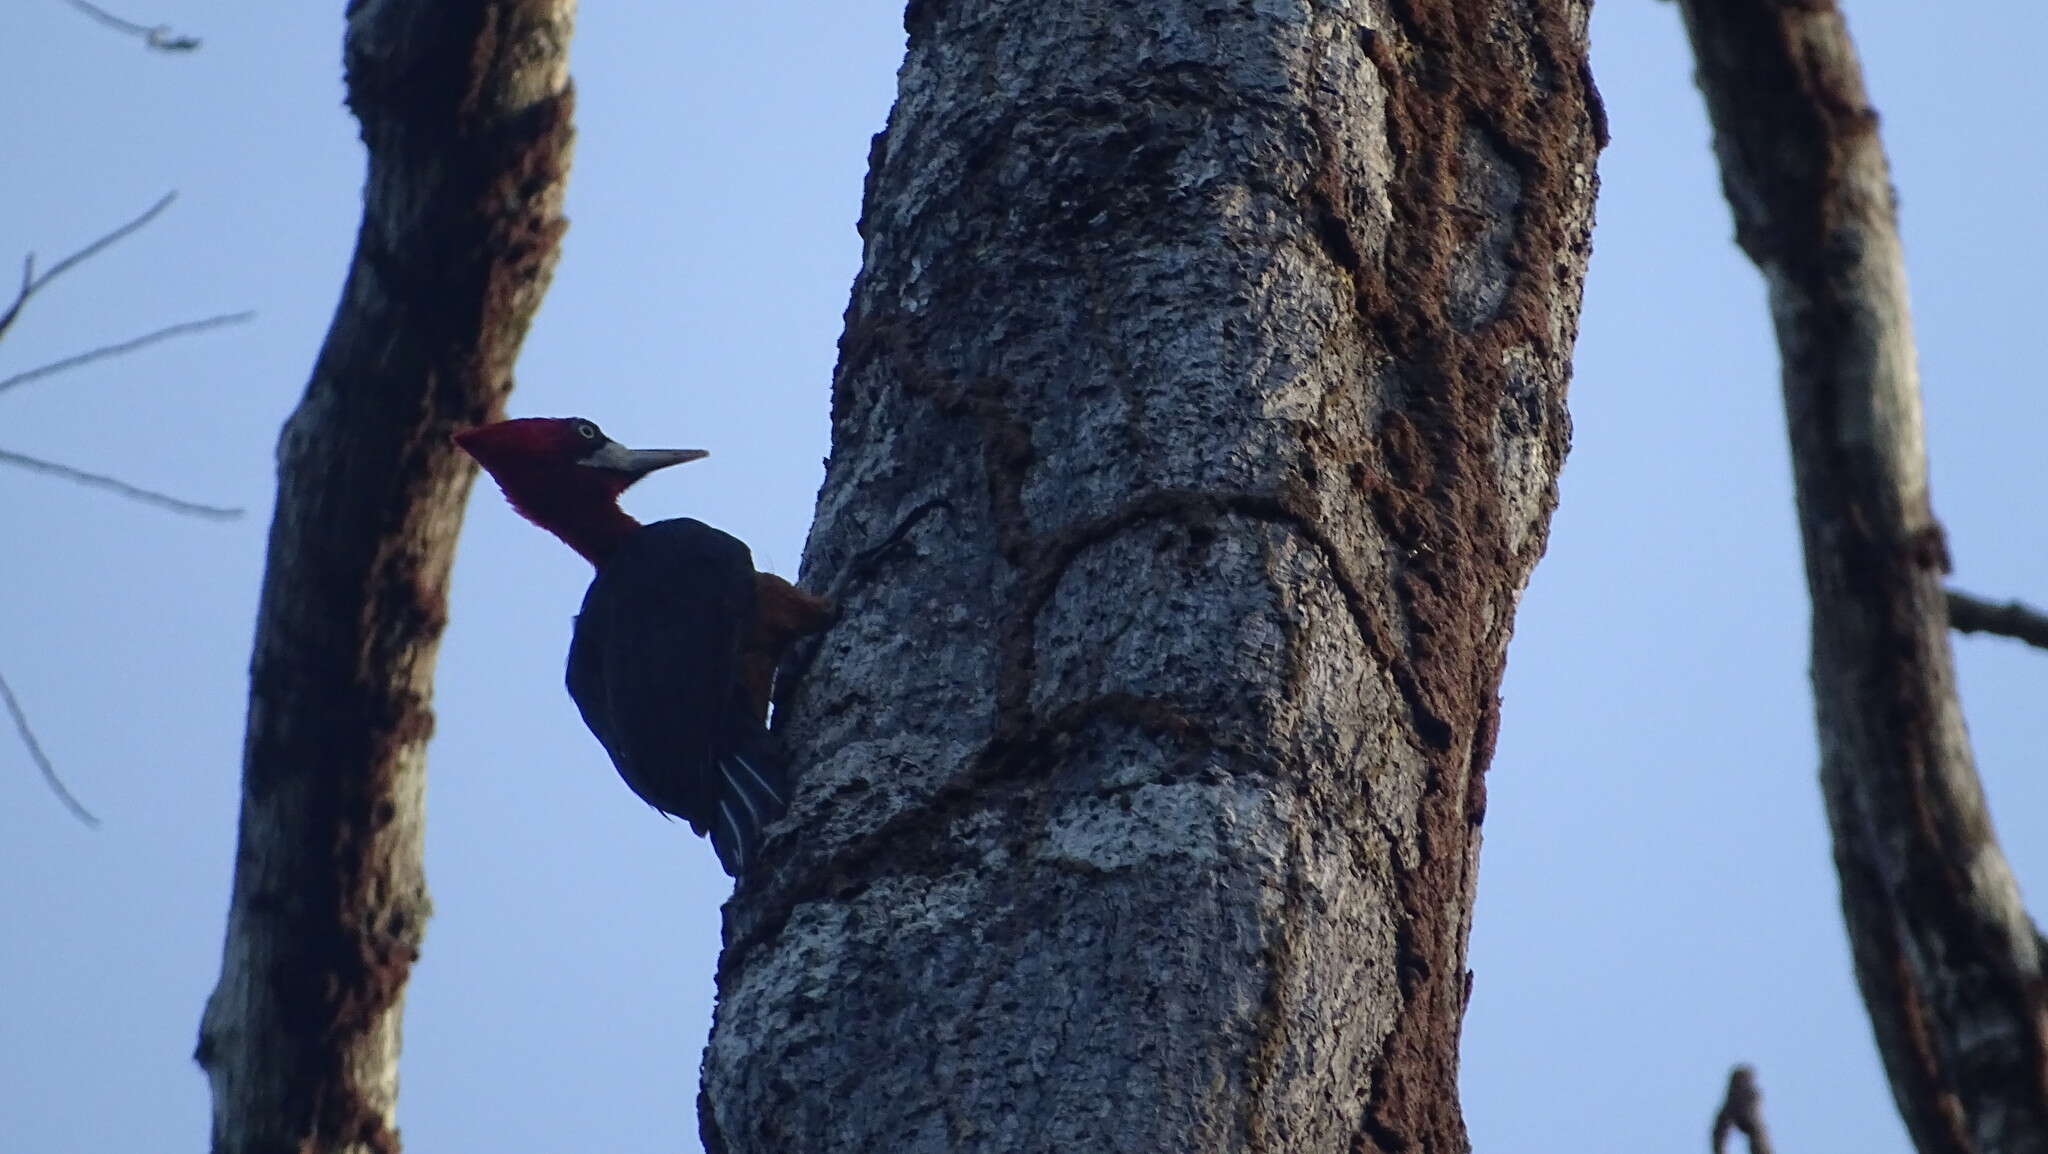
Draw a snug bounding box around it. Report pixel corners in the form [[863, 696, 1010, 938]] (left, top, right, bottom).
[[709, 725, 793, 878]]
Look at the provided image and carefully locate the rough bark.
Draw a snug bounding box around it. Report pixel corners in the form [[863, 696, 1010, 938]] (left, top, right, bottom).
[[1676, 4, 2048, 1153], [704, 3, 1599, 1151], [195, 3, 574, 1152]]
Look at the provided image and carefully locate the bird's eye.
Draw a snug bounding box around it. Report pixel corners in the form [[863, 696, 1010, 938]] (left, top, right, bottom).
[[575, 422, 599, 440]]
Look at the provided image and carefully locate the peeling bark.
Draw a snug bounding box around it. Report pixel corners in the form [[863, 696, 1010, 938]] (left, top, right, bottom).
[[704, 3, 1599, 1151], [1677, 4, 2048, 1153], [195, 3, 575, 1152]]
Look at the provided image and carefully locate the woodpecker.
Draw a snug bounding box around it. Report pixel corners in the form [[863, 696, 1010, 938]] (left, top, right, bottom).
[[455, 416, 833, 876]]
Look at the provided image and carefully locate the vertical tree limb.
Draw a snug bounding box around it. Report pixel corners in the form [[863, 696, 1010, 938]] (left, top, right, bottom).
[[703, 3, 1600, 1151], [195, 3, 575, 1152], [1675, 4, 2048, 1152]]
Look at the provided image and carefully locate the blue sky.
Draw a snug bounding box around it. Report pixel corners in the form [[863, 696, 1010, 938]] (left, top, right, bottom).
[[4, 2, 2042, 1150]]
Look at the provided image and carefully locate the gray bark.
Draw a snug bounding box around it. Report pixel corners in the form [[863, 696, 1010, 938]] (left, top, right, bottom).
[[705, 3, 1600, 1151], [195, 2, 574, 1152], [1677, 4, 2048, 1153]]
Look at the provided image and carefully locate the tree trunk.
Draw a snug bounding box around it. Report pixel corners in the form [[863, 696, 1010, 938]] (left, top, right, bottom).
[[195, 3, 574, 1152], [1676, 4, 2048, 1153], [704, 4, 1600, 1151]]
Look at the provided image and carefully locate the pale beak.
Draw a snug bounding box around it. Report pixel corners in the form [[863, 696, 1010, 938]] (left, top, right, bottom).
[[578, 440, 709, 476]]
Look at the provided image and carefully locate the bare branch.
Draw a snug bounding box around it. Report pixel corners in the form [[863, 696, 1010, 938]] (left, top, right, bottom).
[[197, 1, 579, 1144], [63, 0, 200, 52], [0, 191, 178, 342], [1710, 1065, 1774, 1154], [0, 310, 254, 396], [1678, 1, 2048, 1148], [1949, 590, 2048, 651], [0, 668, 100, 828], [0, 447, 242, 519]]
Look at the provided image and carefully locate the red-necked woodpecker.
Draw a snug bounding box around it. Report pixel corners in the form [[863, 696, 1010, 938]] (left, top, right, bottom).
[[455, 416, 833, 876]]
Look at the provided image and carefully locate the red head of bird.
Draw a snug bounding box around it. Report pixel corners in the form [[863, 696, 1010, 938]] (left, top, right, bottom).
[[454, 417, 707, 565]]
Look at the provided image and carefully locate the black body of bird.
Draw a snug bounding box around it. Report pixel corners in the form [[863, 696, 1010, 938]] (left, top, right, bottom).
[[567, 518, 789, 876]]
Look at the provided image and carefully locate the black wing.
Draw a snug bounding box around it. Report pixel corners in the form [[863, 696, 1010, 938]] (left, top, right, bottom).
[[565, 518, 790, 876]]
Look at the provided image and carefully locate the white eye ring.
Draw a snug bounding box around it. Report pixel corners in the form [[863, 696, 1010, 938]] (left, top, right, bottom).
[[576, 422, 598, 439]]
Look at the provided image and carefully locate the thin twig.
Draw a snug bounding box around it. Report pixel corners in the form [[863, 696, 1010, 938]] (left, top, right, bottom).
[[0, 310, 254, 396], [1710, 1065, 1774, 1154], [1949, 589, 2048, 651], [0, 668, 100, 828], [64, 0, 200, 51], [0, 191, 178, 342], [0, 447, 242, 519]]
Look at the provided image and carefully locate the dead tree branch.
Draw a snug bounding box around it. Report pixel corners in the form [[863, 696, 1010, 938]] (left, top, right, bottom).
[[1949, 590, 2048, 652], [1677, 2, 2048, 1152], [0, 668, 99, 827], [63, 0, 201, 52], [0, 191, 176, 342], [195, 2, 577, 1150], [0, 448, 241, 519], [0, 196, 249, 515], [0, 192, 243, 818], [0, 310, 254, 396], [1711, 1065, 1775, 1154]]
